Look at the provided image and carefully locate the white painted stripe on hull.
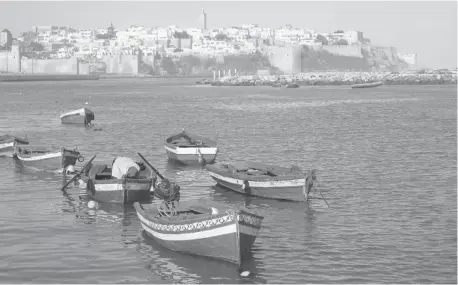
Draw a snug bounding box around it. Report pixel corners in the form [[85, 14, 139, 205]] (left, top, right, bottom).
[[208, 171, 305, 187], [138, 213, 236, 241], [0, 142, 14, 149], [17, 151, 62, 161], [94, 183, 123, 191], [94, 183, 151, 191], [164, 145, 218, 155], [60, 108, 86, 118]]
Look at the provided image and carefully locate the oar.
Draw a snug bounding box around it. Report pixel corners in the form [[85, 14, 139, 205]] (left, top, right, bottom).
[[318, 188, 331, 208], [61, 155, 97, 191], [137, 152, 166, 181]]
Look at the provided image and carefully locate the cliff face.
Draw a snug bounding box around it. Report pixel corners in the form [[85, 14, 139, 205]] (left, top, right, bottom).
[[300, 44, 407, 72]]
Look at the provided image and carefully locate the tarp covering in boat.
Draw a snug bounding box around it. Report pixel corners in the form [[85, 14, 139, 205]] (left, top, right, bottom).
[[111, 157, 140, 179]]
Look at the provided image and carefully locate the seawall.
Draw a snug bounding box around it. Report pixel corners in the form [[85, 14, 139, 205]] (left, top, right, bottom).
[[211, 71, 458, 86], [0, 74, 100, 82]]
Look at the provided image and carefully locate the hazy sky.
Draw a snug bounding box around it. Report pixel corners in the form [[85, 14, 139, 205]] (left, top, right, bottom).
[[0, 1, 456, 68]]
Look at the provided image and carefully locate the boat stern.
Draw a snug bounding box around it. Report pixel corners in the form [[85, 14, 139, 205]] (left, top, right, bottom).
[[237, 210, 264, 262], [61, 148, 81, 169]]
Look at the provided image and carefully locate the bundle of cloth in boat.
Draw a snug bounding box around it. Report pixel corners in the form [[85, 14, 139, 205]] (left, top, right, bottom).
[[154, 179, 181, 203], [111, 157, 144, 179]]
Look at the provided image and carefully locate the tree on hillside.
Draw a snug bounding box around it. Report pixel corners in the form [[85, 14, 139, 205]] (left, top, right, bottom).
[[336, 39, 348, 45], [161, 57, 177, 75], [29, 41, 45, 52], [179, 55, 201, 74], [107, 22, 117, 39], [173, 31, 190, 39], [315, 34, 328, 45], [334, 30, 344, 34], [214, 33, 229, 41]]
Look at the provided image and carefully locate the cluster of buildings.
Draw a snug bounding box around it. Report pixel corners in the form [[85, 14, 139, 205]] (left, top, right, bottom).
[[0, 9, 417, 68]]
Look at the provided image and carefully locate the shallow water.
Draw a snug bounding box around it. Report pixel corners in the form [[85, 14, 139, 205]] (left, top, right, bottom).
[[0, 80, 456, 283]]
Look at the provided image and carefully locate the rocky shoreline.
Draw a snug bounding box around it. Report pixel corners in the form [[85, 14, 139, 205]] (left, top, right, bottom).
[[208, 71, 457, 86]]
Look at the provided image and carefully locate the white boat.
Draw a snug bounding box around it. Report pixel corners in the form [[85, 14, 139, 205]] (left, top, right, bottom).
[[0, 134, 29, 157], [60, 108, 95, 126], [164, 130, 218, 165]]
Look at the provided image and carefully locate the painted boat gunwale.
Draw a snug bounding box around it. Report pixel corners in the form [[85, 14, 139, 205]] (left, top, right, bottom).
[[206, 162, 305, 183], [135, 202, 264, 265], [164, 130, 218, 151]]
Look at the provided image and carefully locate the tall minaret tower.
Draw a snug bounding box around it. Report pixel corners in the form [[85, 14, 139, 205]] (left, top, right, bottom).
[[199, 8, 207, 30]]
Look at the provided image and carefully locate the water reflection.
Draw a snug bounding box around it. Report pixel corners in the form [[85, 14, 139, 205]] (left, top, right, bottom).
[[138, 232, 266, 284], [165, 159, 207, 171]]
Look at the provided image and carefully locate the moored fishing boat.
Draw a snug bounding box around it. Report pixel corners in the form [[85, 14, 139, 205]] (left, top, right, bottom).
[[164, 130, 218, 165], [206, 161, 317, 202], [0, 134, 29, 157], [351, 81, 383, 89], [134, 200, 264, 266], [14, 145, 82, 171], [60, 108, 95, 126], [77, 156, 155, 204]]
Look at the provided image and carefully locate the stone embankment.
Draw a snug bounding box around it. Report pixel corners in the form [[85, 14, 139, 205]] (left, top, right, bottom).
[[210, 71, 457, 86]]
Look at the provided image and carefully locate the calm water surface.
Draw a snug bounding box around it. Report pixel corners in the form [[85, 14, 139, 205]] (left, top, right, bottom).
[[0, 79, 456, 284]]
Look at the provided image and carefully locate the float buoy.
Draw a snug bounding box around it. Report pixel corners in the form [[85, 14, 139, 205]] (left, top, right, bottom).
[[88, 200, 98, 209]]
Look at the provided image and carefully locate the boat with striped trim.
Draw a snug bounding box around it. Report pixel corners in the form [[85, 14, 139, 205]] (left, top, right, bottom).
[[206, 161, 315, 202], [351, 81, 383, 89], [164, 130, 218, 165], [14, 145, 82, 171], [60, 108, 95, 126], [0, 134, 29, 157], [134, 201, 264, 266], [78, 157, 156, 204]]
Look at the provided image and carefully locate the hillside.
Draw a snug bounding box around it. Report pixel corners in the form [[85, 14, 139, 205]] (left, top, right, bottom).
[[300, 45, 408, 72]]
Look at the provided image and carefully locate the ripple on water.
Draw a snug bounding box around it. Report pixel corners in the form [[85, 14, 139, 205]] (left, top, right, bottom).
[[0, 82, 456, 283]]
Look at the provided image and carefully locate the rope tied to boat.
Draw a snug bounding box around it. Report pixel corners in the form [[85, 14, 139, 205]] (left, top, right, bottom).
[[154, 178, 181, 218], [225, 206, 238, 219]]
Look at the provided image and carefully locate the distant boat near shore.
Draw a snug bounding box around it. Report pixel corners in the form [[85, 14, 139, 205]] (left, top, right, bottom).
[[60, 108, 95, 126], [351, 81, 383, 89], [0, 135, 29, 157]]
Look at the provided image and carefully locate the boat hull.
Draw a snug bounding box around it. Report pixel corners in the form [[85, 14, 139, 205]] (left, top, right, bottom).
[[0, 136, 29, 157], [207, 170, 306, 202], [135, 203, 263, 265], [165, 145, 218, 164], [15, 148, 80, 171], [87, 178, 152, 204], [351, 81, 383, 89], [0, 142, 15, 157], [60, 108, 94, 126]]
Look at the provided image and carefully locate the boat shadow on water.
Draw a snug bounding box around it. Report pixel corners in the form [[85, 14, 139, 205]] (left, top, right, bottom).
[[209, 185, 313, 211], [138, 231, 267, 284], [165, 158, 208, 171]]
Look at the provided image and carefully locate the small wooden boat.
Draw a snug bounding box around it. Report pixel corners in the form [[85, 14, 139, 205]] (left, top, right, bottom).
[[14, 145, 82, 171], [206, 161, 316, 202], [164, 130, 218, 165], [78, 157, 155, 204], [60, 108, 95, 126], [351, 81, 383, 89], [134, 201, 264, 266], [272, 83, 299, 88], [0, 134, 29, 157], [285, 83, 299, 88]]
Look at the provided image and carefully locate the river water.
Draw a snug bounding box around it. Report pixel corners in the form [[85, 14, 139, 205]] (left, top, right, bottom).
[[0, 79, 456, 284]]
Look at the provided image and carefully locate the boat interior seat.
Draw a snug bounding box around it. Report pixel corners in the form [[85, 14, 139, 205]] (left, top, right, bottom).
[[95, 172, 113, 180], [88, 164, 109, 179], [187, 205, 211, 214]]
